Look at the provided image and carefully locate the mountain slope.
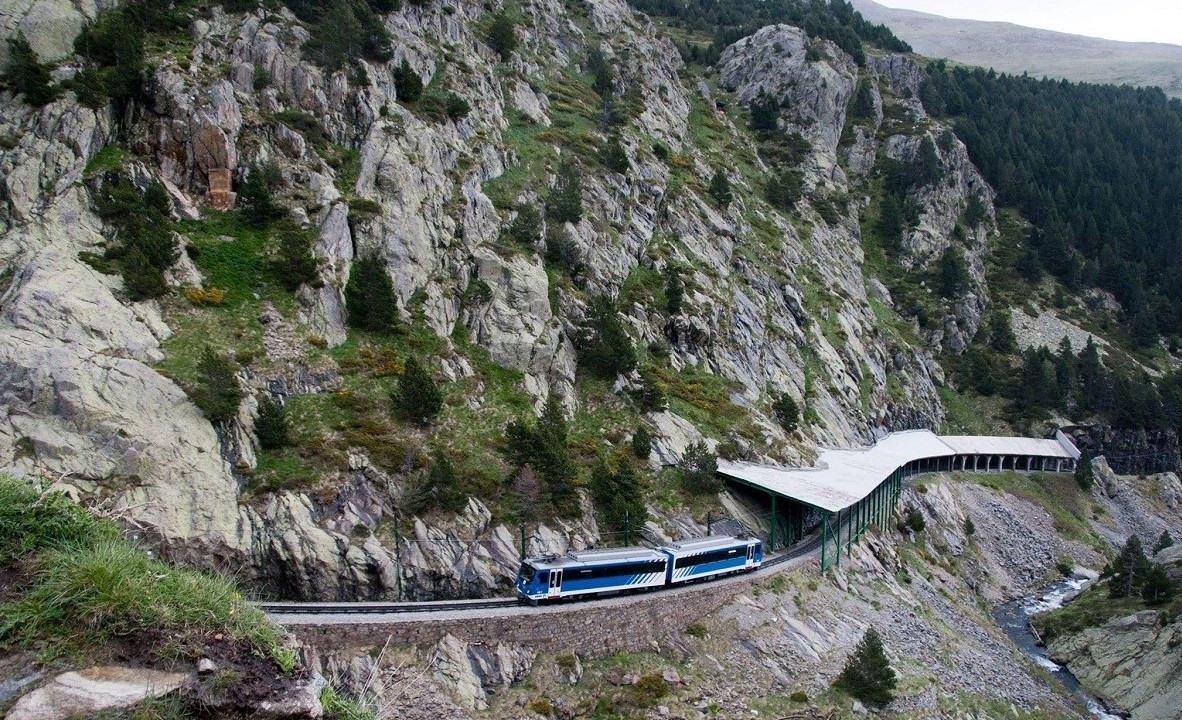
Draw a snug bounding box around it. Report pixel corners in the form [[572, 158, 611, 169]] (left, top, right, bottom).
[[851, 0, 1182, 98]]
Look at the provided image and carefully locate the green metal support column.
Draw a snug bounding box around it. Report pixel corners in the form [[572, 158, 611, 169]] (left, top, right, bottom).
[[770, 494, 777, 552], [847, 503, 853, 556], [834, 509, 841, 568], [821, 512, 829, 571]]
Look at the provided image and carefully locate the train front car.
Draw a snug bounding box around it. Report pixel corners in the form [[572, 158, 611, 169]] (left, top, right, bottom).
[[662, 535, 763, 585], [515, 547, 669, 604]]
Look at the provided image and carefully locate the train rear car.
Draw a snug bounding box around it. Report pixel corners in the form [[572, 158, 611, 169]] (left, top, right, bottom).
[[515, 547, 669, 604], [661, 535, 762, 585]]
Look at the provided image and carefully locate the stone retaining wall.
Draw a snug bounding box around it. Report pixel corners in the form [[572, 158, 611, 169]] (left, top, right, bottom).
[[285, 556, 814, 657]]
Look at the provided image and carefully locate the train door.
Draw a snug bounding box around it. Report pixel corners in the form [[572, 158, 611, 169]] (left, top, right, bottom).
[[745, 543, 755, 570], [548, 569, 563, 599]]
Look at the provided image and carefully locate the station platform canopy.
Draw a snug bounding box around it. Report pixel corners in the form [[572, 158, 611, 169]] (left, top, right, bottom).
[[717, 429, 1078, 513]]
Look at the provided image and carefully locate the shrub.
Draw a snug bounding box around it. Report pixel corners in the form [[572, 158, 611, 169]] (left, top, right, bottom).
[[255, 396, 290, 450], [393, 60, 423, 103], [834, 628, 896, 707], [772, 394, 800, 433], [576, 295, 637, 379], [630, 673, 668, 707], [708, 170, 732, 209], [629, 367, 667, 412], [274, 223, 320, 290], [1140, 564, 1175, 605], [936, 246, 970, 298], [237, 165, 282, 229], [903, 509, 925, 534], [765, 169, 803, 211], [121, 245, 168, 300], [505, 204, 541, 246], [789, 690, 809, 703], [407, 451, 465, 514], [528, 698, 554, 716], [1153, 530, 1174, 554], [632, 425, 652, 459], [748, 89, 779, 132], [684, 621, 708, 638], [602, 136, 630, 173], [191, 346, 244, 423], [1075, 451, 1095, 491], [964, 515, 975, 537], [185, 287, 227, 306], [486, 12, 517, 62], [345, 256, 399, 332], [544, 225, 580, 273], [664, 265, 684, 315], [678, 441, 720, 494], [445, 92, 470, 121], [3, 34, 59, 107], [546, 163, 583, 224], [652, 141, 670, 161], [394, 355, 443, 425]]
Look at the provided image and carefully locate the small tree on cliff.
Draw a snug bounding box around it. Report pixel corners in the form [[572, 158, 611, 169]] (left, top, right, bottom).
[[1074, 451, 1095, 491], [192, 346, 243, 423], [345, 256, 398, 332], [394, 355, 442, 426], [1140, 563, 1176, 605], [1109, 535, 1150, 599], [835, 627, 896, 707], [1153, 530, 1174, 554]]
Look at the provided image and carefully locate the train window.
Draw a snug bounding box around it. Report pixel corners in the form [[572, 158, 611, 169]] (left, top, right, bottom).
[[517, 563, 538, 583], [574, 560, 666, 580], [674, 546, 743, 569]]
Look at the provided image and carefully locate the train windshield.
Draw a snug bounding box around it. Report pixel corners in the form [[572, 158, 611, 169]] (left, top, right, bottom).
[[517, 563, 538, 583]]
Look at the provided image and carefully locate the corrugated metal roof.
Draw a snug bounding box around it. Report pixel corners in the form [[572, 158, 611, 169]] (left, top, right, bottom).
[[718, 430, 1076, 513]]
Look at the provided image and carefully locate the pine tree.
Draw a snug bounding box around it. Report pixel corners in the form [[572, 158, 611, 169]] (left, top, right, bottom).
[[1140, 563, 1175, 605], [274, 223, 320, 290], [486, 12, 517, 62], [255, 396, 290, 450], [1153, 530, 1174, 554], [664, 265, 684, 315], [345, 256, 398, 332], [4, 34, 59, 107], [772, 394, 800, 433], [121, 245, 168, 301], [849, 79, 874, 120], [546, 164, 583, 224], [505, 395, 577, 512], [632, 425, 652, 459], [393, 59, 423, 103], [576, 295, 637, 379], [394, 355, 442, 425], [835, 628, 897, 707], [305, 0, 364, 70], [602, 135, 630, 173], [748, 89, 780, 132], [936, 246, 970, 298], [1109, 535, 1150, 599], [708, 170, 733, 209], [678, 441, 720, 494], [238, 167, 280, 229], [765, 169, 804, 211], [505, 204, 541, 246], [192, 346, 243, 423], [589, 455, 647, 535], [1075, 451, 1095, 491], [426, 451, 465, 513]]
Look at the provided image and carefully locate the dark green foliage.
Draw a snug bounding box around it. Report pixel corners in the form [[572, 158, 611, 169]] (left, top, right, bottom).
[[73, 3, 148, 109], [962, 194, 987, 228], [1075, 452, 1095, 491], [602, 136, 630, 173], [586, 46, 614, 98], [1153, 530, 1174, 554], [445, 92, 470, 121], [936, 246, 970, 298], [904, 510, 925, 533], [988, 310, 1018, 355], [678, 441, 720, 495], [192, 346, 243, 423], [393, 60, 423, 103], [772, 394, 800, 433], [964, 515, 975, 537], [664, 265, 684, 315], [924, 65, 1182, 336], [631, 0, 909, 68], [765, 169, 804, 211], [238, 166, 283, 229], [1140, 564, 1175, 605], [255, 396, 290, 450], [544, 225, 580, 273], [748, 89, 780, 132], [273, 223, 320, 290], [589, 456, 647, 534], [632, 425, 652, 459], [835, 628, 897, 707], [3, 34, 59, 107], [505, 204, 541, 247], [505, 395, 577, 511], [876, 193, 903, 246], [94, 178, 177, 300], [849, 79, 874, 120], [345, 256, 399, 332], [486, 11, 517, 61], [1109, 535, 1150, 599], [409, 452, 465, 514], [629, 366, 667, 412], [914, 136, 943, 187], [546, 164, 583, 224], [708, 170, 733, 209], [576, 295, 637, 379], [394, 356, 443, 425], [300, 0, 392, 69], [652, 142, 670, 161]]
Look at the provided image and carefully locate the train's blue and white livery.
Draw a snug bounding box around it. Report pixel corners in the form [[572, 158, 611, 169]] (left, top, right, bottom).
[[515, 535, 763, 604]]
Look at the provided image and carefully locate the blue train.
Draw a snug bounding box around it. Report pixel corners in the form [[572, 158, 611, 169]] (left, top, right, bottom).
[[515, 535, 763, 604]]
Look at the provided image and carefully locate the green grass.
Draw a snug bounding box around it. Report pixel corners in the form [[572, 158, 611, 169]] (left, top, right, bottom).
[[0, 476, 285, 664], [84, 144, 132, 175], [319, 687, 376, 720], [938, 387, 1010, 436], [647, 364, 760, 442]]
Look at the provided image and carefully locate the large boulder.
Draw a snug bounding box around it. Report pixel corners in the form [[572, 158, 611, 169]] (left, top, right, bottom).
[[5, 666, 187, 720]]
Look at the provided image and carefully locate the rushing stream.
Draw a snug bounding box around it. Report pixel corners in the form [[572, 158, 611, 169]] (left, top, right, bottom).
[[993, 578, 1123, 720]]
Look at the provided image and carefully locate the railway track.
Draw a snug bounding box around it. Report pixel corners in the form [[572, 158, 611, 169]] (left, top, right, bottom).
[[258, 533, 823, 617]]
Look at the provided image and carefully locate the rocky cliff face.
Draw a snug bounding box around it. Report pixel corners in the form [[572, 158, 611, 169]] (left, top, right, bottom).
[[0, 0, 998, 600]]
